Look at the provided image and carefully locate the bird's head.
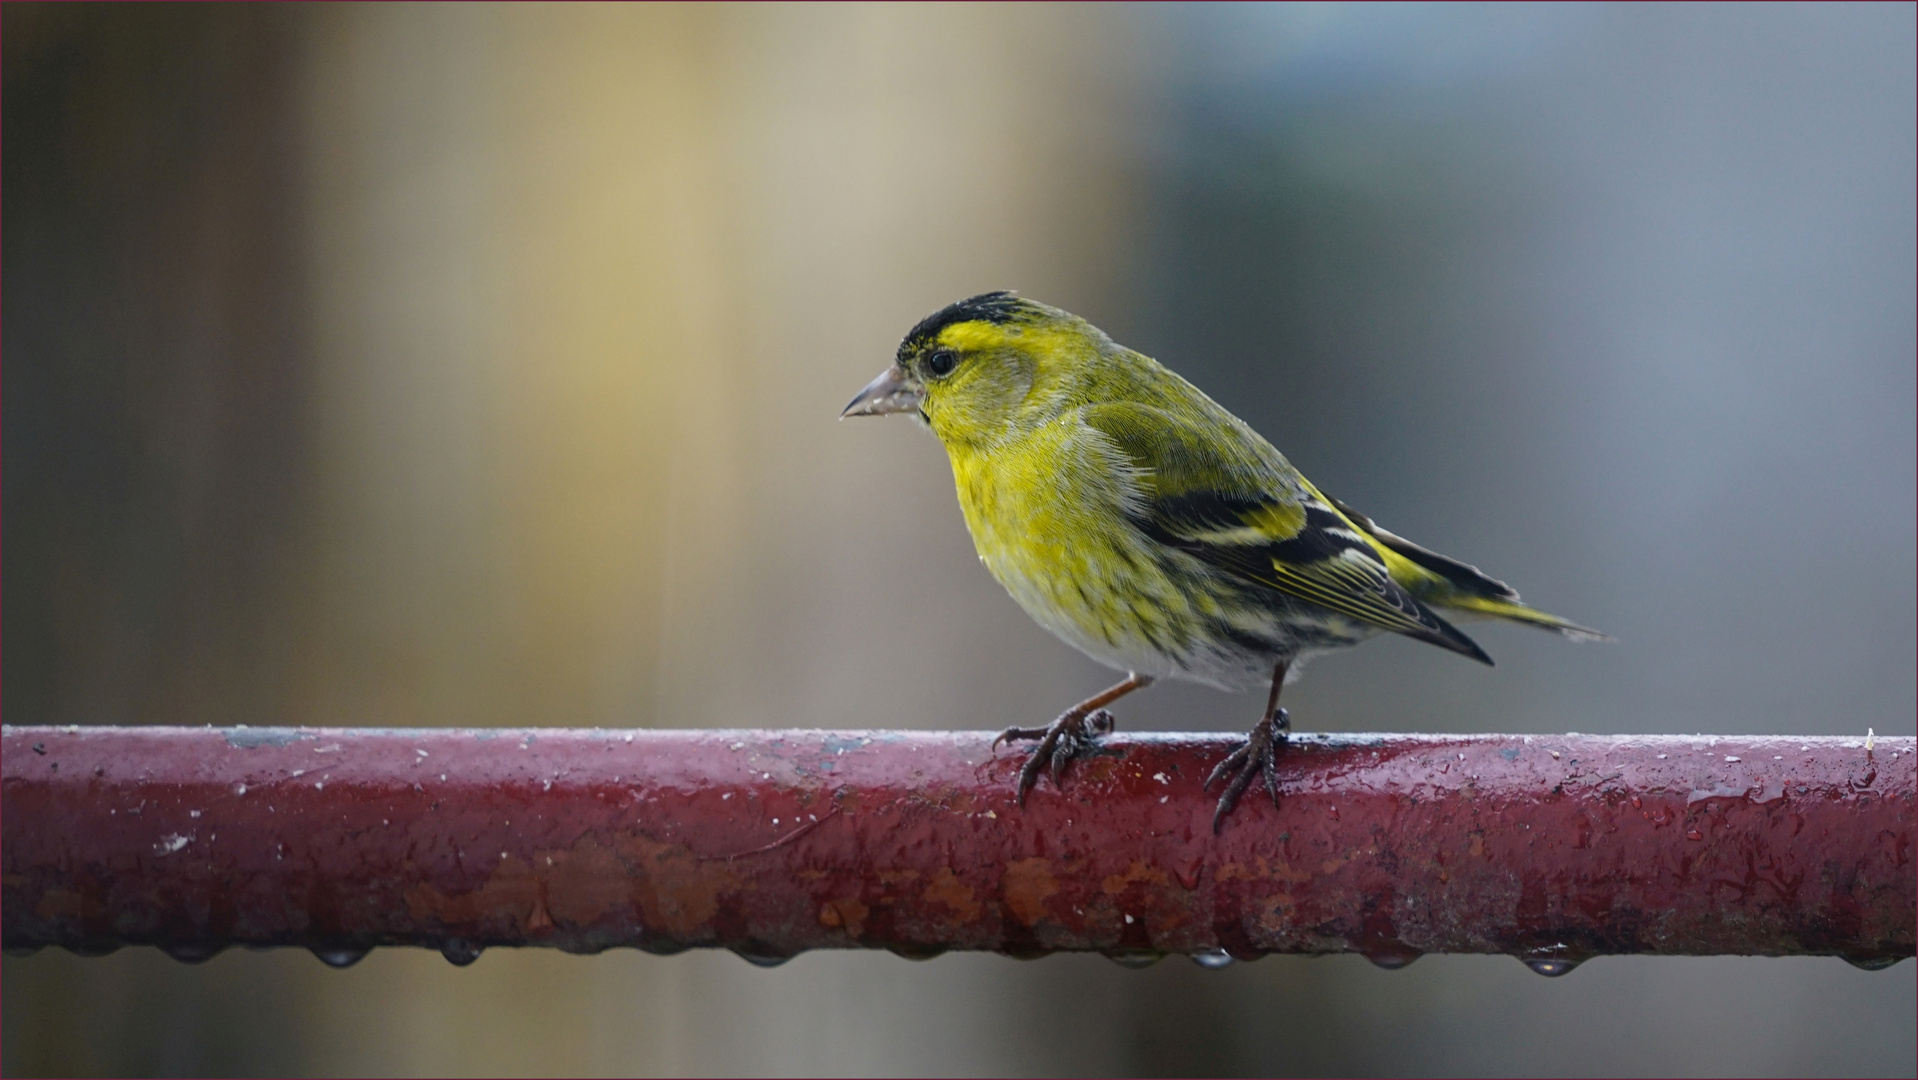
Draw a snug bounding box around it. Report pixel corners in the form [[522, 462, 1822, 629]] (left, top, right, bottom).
[[841, 291, 1103, 448]]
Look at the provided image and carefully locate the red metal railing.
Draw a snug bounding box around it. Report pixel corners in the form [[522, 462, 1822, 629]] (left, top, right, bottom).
[[3, 725, 1911, 971]]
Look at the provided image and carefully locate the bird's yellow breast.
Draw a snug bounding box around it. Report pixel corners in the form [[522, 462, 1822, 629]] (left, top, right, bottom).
[[944, 417, 1231, 674]]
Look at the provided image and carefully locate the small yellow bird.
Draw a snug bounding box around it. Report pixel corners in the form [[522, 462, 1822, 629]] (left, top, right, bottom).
[[844, 292, 1605, 830]]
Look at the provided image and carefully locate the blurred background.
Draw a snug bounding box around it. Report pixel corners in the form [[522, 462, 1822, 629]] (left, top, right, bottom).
[[3, 2, 1912, 1076]]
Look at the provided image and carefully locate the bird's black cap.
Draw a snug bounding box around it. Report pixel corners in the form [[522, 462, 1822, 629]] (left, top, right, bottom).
[[898, 291, 1029, 358]]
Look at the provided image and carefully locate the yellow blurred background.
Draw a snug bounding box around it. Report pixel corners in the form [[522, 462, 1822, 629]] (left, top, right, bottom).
[[4, 3, 1913, 1076]]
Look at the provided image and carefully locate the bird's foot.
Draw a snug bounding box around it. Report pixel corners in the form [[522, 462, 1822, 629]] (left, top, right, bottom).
[[993, 707, 1117, 806], [1203, 708, 1290, 833]]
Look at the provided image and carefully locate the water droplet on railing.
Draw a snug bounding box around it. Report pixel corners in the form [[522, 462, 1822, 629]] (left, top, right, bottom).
[[638, 940, 689, 956], [1190, 949, 1235, 969], [1362, 948, 1422, 970], [1843, 955, 1901, 971], [1103, 951, 1164, 969], [1523, 957, 1581, 977], [312, 946, 370, 968], [732, 947, 796, 968], [66, 942, 122, 957], [885, 944, 949, 961], [439, 939, 483, 966], [161, 942, 224, 964], [5, 944, 45, 957]]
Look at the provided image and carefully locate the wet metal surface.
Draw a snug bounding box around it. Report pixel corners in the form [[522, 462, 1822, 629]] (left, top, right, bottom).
[[3, 726, 1911, 965]]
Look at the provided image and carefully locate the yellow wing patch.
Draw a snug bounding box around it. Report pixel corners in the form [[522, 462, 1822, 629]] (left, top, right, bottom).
[[1172, 502, 1307, 548], [1244, 501, 1307, 541]]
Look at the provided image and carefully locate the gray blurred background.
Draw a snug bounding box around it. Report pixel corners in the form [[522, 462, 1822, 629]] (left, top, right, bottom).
[[4, 2, 1912, 1076]]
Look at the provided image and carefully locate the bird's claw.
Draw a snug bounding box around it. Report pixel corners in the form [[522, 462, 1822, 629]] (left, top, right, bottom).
[[1204, 709, 1289, 833], [991, 725, 1049, 753], [996, 708, 1116, 806]]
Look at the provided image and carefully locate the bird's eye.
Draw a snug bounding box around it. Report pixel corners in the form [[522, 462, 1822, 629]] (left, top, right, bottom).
[[927, 349, 958, 377]]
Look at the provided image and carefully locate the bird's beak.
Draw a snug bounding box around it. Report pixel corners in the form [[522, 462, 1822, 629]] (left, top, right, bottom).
[[840, 363, 924, 418]]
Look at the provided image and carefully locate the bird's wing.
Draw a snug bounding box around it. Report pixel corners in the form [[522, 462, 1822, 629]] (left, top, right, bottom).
[[1321, 495, 1519, 601], [1082, 402, 1492, 664]]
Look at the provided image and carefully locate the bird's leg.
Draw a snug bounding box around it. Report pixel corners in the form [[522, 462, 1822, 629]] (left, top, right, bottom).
[[995, 672, 1154, 805], [1205, 659, 1292, 833]]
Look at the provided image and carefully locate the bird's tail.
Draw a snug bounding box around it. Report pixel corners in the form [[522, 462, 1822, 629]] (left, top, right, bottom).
[[1441, 595, 1612, 642]]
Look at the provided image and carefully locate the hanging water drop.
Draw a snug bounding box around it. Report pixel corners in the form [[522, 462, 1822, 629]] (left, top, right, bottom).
[[439, 938, 483, 966], [1524, 957, 1581, 977], [885, 943, 949, 961], [5, 944, 44, 958], [312, 946, 370, 968], [1190, 949, 1235, 969], [161, 942, 224, 964], [732, 947, 795, 968], [1362, 948, 1422, 970], [1843, 955, 1901, 971], [1103, 951, 1164, 969]]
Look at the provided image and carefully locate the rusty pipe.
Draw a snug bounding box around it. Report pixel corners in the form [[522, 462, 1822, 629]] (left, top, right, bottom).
[[2, 726, 1910, 971]]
